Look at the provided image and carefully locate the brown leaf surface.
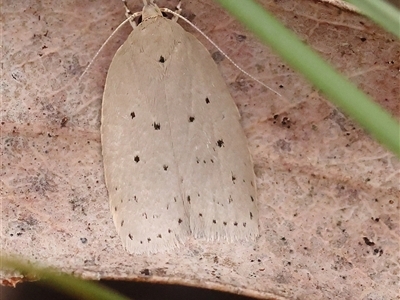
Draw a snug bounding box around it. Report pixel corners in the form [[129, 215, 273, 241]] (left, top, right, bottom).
[[1, 0, 399, 299]]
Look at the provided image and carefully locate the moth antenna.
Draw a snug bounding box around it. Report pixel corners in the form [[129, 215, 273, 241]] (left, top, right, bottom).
[[161, 8, 283, 98], [78, 12, 141, 84]]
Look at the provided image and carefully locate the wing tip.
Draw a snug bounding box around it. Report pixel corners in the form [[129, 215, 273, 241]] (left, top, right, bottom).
[[122, 233, 187, 255]]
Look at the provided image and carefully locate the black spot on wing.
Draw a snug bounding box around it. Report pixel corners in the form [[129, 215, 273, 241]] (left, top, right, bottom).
[[152, 122, 161, 130], [231, 174, 236, 184]]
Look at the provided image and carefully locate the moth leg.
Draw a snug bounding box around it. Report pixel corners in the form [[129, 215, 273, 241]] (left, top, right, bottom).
[[172, 1, 182, 22], [122, 0, 138, 28]]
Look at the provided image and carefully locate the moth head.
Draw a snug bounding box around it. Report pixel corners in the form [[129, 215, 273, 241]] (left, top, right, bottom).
[[142, 0, 163, 21]]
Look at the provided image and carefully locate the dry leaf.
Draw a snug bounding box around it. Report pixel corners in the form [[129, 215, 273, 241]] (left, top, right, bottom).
[[2, 0, 399, 299]]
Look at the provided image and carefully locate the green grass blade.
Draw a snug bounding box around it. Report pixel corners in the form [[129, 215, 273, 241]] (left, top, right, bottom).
[[345, 0, 400, 38], [1, 256, 131, 300], [214, 0, 400, 157]]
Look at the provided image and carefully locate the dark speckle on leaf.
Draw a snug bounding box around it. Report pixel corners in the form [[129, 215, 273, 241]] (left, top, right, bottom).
[[363, 237, 375, 246], [140, 268, 150, 276], [211, 51, 224, 63], [61, 116, 69, 128]]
